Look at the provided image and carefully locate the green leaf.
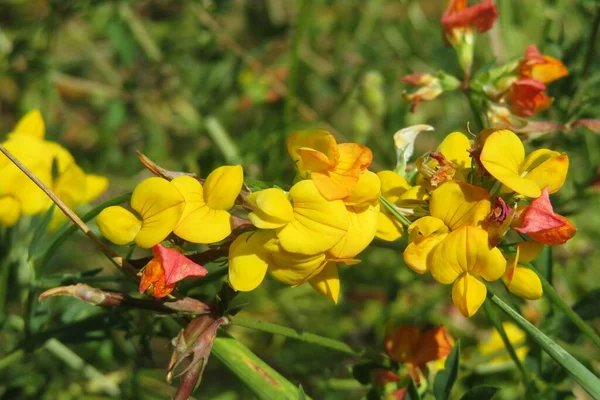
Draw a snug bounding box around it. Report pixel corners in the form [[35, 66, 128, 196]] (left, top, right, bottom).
[[460, 386, 500, 400], [433, 339, 460, 400], [212, 332, 308, 400], [488, 293, 600, 398], [28, 205, 55, 259], [405, 376, 421, 400], [298, 385, 306, 400]]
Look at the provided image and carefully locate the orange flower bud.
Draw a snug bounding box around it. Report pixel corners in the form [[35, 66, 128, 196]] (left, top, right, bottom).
[[518, 45, 568, 84], [506, 79, 552, 117]]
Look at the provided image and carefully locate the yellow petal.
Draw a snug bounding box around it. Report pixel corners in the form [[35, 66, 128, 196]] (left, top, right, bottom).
[[277, 180, 349, 255], [228, 231, 275, 291], [269, 249, 327, 286], [377, 170, 411, 204], [407, 216, 449, 242], [171, 176, 232, 244], [429, 226, 505, 284], [0, 197, 21, 226], [375, 210, 403, 241], [54, 163, 87, 206], [84, 174, 109, 203], [430, 181, 490, 230], [328, 203, 380, 259], [403, 233, 447, 274], [480, 130, 541, 198], [11, 109, 45, 139], [309, 262, 340, 304], [247, 188, 293, 229], [287, 129, 339, 173], [437, 132, 472, 170], [131, 177, 185, 248], [516, 241, 544, 262], [203, 165, 243, 210], [343, 170, 381, 206], [96, 206, 142, 245], [296, 147, 335, 172], [44, 141, 76, 174], [452, 273, 487, 317], [524, 153, 569, 194], [505, 265, 543, 300], [0, 136, 53, 214]]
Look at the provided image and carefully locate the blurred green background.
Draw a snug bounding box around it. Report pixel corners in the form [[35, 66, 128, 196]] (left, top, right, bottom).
[[1, 0, 599, 399]]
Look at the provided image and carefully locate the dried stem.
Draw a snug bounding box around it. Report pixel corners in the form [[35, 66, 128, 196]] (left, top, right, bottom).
[[0, 145, 138, 277]]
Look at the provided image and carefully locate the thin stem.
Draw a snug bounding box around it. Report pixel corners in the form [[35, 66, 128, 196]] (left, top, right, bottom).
[[231, 316, 359, 356], [0, 145, 138, 277], [466, 93, 486, 131], [487, 290, 600, 398], [482, 300, 531, 386], [38, 193, 131, 269], [529, 264, 600, 350], [379, 196, 412, 227], [0, 256, 10, 321]]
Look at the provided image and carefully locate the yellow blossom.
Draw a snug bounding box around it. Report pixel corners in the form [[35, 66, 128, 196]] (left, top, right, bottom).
[[479, 130, 569, 198], [228, 230, 358, 303], [403, 180, 490, 274], [287, 129, 372, 201], [171, 166, 243, 244], [429, 226, 505, 317], [97, 177, 185, 248], [247, 179, 349, 255], [503, 241, 544, 300]]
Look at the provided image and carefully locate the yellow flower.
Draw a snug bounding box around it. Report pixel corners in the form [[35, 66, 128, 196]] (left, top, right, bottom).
[[171, 166, 243, 244], [287, 129, 373, 201], [479, 322, 528, 364], [429, 226, 506, 317], [403, 180, 490, 274], [479, 130, 569, 198], [96, 177, 185, 248], [503, 241, 543, 300], [376, 170, 427, 242], [0, 135, 52, 225], [228, 230, 358, 303], [247, 179, 349, 255], [328, 170, 381, 259], [1, 110, 109, 228]]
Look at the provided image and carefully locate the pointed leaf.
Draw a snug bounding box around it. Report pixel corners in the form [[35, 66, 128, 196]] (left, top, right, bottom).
[[211, 332, 308, 400], [433, 339, 461, 400], [28, 205, 55, 259]]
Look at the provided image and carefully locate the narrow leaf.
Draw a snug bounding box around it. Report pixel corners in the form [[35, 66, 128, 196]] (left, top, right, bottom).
[[28, 205, 55, 259], [211, 332, 308, 400], [489, 292, 600, 398], [433, 339, 460, 400]]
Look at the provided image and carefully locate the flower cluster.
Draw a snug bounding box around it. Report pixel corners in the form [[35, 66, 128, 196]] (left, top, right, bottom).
[[0, 110, 108, 229], [483, 45, 568, 125], [401, 0, 571, 136], [228, 130, 381, 303], [96, 165, 244, 297], [95, 126, 575, 314], [396, 128, 575, 317]]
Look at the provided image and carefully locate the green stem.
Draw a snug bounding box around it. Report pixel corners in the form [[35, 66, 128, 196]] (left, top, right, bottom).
[[379, 196, 412, 227], [482, 300, 531, 385], [38, 193, 131, 269], [0, 349, 24, 370], [530, 264, 600, 350], [465, 92, 486, 132], [488, 291, 600, 398], [231, 316, 359, 356]]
